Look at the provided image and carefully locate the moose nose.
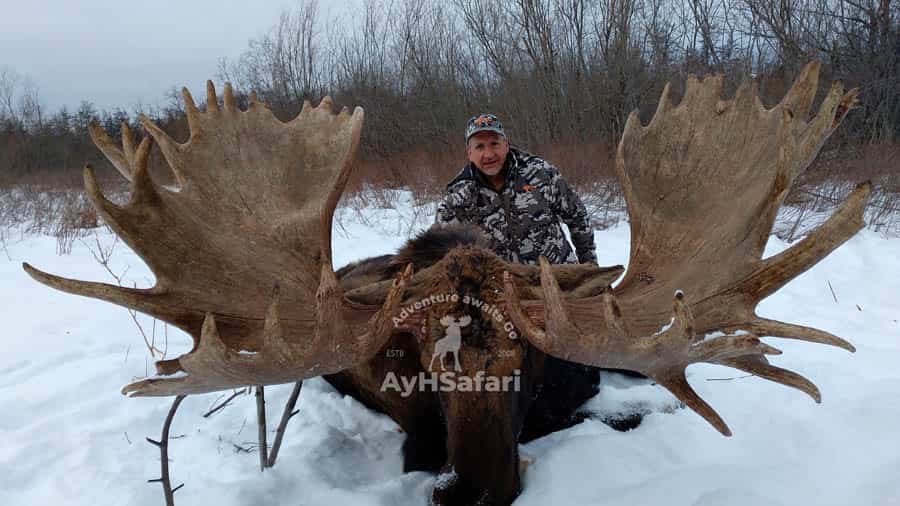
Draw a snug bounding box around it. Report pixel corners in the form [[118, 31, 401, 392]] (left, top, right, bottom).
[[433, 386, 522, 506]]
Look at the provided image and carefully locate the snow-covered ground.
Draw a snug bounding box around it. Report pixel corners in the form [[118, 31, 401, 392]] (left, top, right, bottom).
[[1, 192, 898, 506]]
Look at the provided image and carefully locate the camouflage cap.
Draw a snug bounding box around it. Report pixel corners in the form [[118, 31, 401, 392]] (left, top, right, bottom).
[[465, 113, 506, 143]]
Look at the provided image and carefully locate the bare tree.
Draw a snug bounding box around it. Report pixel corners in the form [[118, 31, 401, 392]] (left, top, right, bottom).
[[0, 66, 21, 121]]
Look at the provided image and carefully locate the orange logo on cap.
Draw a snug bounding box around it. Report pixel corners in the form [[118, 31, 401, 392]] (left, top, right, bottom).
[[474, 115, 492, 127]]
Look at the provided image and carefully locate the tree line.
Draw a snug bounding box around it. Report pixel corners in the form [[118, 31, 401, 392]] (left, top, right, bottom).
[[1, 0, 897, 190]]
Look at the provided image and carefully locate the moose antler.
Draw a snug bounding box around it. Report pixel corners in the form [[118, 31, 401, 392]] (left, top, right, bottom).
[[505, 61, 870, 435], [24, 83, 411, 396]]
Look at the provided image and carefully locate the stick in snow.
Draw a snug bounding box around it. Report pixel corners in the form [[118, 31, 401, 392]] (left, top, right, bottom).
[[267, 381, 303, 468], [146, 394, 187, 506], [256, 386, 268, 471]]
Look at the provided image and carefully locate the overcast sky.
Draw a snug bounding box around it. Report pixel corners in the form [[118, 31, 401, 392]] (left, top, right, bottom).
[[0, 0, 342, 112]]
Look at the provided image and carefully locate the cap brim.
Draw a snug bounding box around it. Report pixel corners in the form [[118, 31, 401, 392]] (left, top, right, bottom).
[[465, 127, 506, 142]]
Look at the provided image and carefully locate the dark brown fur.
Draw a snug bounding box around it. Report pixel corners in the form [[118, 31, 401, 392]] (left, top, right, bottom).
[[327, 225, 603, 506]]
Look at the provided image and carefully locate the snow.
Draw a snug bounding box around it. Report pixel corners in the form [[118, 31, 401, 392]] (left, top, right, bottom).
[[696, 329, 751, 345], [434, 468, 458, 490], [653, 317, 676, 336], [1, 193, 899, 506]]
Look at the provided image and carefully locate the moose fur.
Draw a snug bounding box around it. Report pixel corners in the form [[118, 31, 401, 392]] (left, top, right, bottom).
[[328, 224, 607, 505]]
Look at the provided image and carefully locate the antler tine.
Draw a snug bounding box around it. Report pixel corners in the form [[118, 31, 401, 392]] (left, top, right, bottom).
[[83, 164, 127, 222], [88, 122, 133, 181], [747, 317, 855, 352], [670, 291, 694, 339], [706, 73, 725, 101], [138, 114, 187, 187], [732, 78, 762, 113], [719, 355, 821, 402], [261, 285, 286, 357], [682, 73, 725, 111], [22, 262, 179, 325], [182, 86, 201, 134], [537, 257, 582, 350], [622, 109, 643, 138], [652, 81, 674, 120], [798, 81, 857, 167], [744, 181, 870, 301], [601, 290, 629, 339], [691, 333, 783, 362], [657, 372, 732, 436], [123, 313, 240, 397], [318, 105, 364, 269], [364, 263, 414, 344], [196, 312, 229, 355], [776, 104, 799, 191], [502, 271, 547, 343], [84, 135, 158, 232], [753, 104, 803, 253], [684, 74, 702, 102], [782, 60, 820, 120], [313, 266, 354, 348], [318, 95, 334, 111], [223, 82, 237, 112], [127, 136, 158, 205], [205, 80, 219, 113], [121, 122, 136, 168]]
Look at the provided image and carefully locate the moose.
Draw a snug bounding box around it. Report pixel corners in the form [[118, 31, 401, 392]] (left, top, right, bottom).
[[24, 62, 868, 505]]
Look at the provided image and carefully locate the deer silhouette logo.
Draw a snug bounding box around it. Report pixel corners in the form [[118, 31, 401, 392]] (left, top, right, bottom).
[[429, 315, 472, 372]]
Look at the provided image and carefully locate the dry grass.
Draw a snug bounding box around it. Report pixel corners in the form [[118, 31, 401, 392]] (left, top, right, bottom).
[[1, 141, 896, 258], [0, 166, 125, 254]]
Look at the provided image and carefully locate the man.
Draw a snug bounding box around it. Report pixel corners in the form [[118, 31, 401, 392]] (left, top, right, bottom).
[[434, 114, 611, 439], [435, 113, 597, 265]]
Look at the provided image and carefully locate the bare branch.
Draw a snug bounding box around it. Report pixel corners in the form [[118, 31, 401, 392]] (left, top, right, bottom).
[[147, 395, 187, 506], [256, 386, 269, 472], [267, 381, 303, 468], [202, 388, 249, 418]]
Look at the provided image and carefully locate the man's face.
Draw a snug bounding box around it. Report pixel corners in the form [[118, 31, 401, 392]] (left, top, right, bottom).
[[466, 132, 509, 176]]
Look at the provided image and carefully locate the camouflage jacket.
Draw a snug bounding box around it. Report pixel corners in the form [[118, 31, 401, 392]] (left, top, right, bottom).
[[435, 147, 597, 265]]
